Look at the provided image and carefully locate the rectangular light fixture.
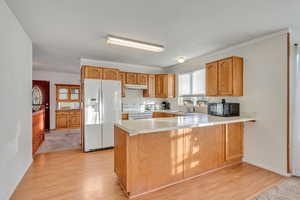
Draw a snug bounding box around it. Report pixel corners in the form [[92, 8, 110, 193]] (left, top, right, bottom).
[[107, 35, 164, 52]]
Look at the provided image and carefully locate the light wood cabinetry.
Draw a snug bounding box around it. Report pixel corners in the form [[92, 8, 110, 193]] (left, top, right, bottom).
[[155, 74, 176, 98], [126, 72, 138, 84], [119, 72, 126, 97], [206, 61, 218, 96], [225, 122, 244, 161], [121, 113, 128, 120], [82, 65, 103, 79], [102, 68, 119, 80], [56, 110, 80, 129], [56, 84, 80, 102], [114, 122, 244, 198], [32, 109, 45, 155], [137, 73, 148, 85], [184, 125, 224, 177], [81, 65, 176, 98], [205, 56, 243, 96], [152, 112, 183, 118], [143, 74, 156, 97]]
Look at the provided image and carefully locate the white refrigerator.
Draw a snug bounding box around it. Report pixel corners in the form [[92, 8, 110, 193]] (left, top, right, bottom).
[[83, 79, 121, 152]]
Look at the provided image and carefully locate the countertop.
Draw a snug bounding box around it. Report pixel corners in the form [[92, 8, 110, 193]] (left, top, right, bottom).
[[115, 113, 255, 136]]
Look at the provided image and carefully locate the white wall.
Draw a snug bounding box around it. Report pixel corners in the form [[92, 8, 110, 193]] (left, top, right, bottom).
[[0, 0, 33, 199], [167, 32, 289, 175], [32, 70, 80, 129]]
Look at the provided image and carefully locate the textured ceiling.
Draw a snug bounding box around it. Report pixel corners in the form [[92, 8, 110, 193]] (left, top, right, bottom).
[[5, 0, 300, 73]]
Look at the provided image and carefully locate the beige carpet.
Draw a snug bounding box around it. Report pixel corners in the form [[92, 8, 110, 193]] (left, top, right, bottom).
[[36, 129, 81, 154], [252, 177, 300, 200]]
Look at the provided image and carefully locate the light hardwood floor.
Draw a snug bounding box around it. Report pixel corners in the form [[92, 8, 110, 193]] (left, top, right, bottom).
[[11, 149, 284, 200]]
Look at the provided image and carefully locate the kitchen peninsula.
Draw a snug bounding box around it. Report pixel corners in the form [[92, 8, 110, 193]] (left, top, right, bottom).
[[114, 114, 255, 198]]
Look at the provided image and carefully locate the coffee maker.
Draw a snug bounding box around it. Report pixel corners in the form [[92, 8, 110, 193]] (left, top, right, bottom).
[[161, 101, 170, 110]]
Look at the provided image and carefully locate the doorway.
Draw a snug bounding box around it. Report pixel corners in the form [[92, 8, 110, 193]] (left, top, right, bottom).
[[32, 80, 50, 130]]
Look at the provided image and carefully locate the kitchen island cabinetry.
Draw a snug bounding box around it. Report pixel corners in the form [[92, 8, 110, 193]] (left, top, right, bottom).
[[114, 118, 251, 198]]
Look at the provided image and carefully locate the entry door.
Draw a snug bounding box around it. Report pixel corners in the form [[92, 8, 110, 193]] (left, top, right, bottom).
[[32, 80, 50, 130], [101, 80, 121, 148]]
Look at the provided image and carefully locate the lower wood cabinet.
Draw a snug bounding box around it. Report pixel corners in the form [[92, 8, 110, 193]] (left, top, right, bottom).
[[56, 110, 80, 129], [152, 112, 183, 118], [225, 122, 244, 161], [32, 109, 45, 155], [184, 125, 224, 177], [114, 122, 244, 196]]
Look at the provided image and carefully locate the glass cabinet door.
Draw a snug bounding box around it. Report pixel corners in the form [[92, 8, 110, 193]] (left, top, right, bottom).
[[58, 88, 69, 100], [70, 88, 80, 101]]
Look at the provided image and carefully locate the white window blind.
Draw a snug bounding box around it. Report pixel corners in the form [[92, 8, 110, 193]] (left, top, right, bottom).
[[178, 68, 205, 96]]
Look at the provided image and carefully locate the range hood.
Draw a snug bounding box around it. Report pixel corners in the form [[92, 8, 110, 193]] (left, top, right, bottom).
[[125, 84, 148, 90]]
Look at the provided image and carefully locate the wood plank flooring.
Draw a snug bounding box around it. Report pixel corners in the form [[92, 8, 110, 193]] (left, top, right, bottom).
[[11, 149, 284, 200]]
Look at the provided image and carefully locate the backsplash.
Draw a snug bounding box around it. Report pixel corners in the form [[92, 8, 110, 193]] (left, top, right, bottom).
[[168, 96, 242, 113], [122, 89, 164, 112], [122, 88, 242, 113]]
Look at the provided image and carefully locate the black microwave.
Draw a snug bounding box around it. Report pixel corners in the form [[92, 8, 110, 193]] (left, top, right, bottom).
[[208, 100, 239, 117]]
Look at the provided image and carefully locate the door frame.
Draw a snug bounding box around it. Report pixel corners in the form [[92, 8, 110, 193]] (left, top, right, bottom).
[[32, 80, 50, 131]]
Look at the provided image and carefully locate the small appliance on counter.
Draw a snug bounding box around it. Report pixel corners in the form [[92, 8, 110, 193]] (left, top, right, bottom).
[[208, 99, 239, 117], [161, 101, 170, 110]]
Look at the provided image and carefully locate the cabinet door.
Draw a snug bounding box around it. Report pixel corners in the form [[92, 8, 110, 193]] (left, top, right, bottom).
[[218, 58, 233, 96], [69, 112, 80, 128], [57, 87, 69, 101], [70, 87, 80, 101], [143, 74, 155, 97], [126, 72, 138, 84], [155, 75, 164, 98], [121, 113, 128, 120], [137, 73, 148, 85], [119, 72, 126, 97], [56, 112, 69, 129], [225, 122, 243, 161], [103, 68, 119, 80], [83, 66, 102, 79], [205, 62, 218, 96], [166, 74, 176, 98], [184, 125, 224, 178]]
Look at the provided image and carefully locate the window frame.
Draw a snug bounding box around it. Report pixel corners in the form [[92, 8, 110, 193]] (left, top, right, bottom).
[[178, 68, 205, 97]]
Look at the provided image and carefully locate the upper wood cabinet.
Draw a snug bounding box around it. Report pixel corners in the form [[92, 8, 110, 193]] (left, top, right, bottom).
[[137, 73, 148, 85], [218, 58, 233, 95], [205, 56, 243, 96], [103, 68, 119, 80], [126, 72, 138, 84], [82, 65, 103, 79], [119, 72, 126, 97], [155, 74, 176, 98], [225, 122, 244, 162], [206, 62, 218, 96], [81, 66, 119, 80], [81, 65, 176, 98], [56, 84, 80, 102], [143, 74, 155, 97]]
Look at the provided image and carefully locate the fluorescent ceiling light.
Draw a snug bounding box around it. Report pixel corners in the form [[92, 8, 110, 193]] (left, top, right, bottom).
[[176, 56, 185, 63], [107, 35, 164, 52]]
